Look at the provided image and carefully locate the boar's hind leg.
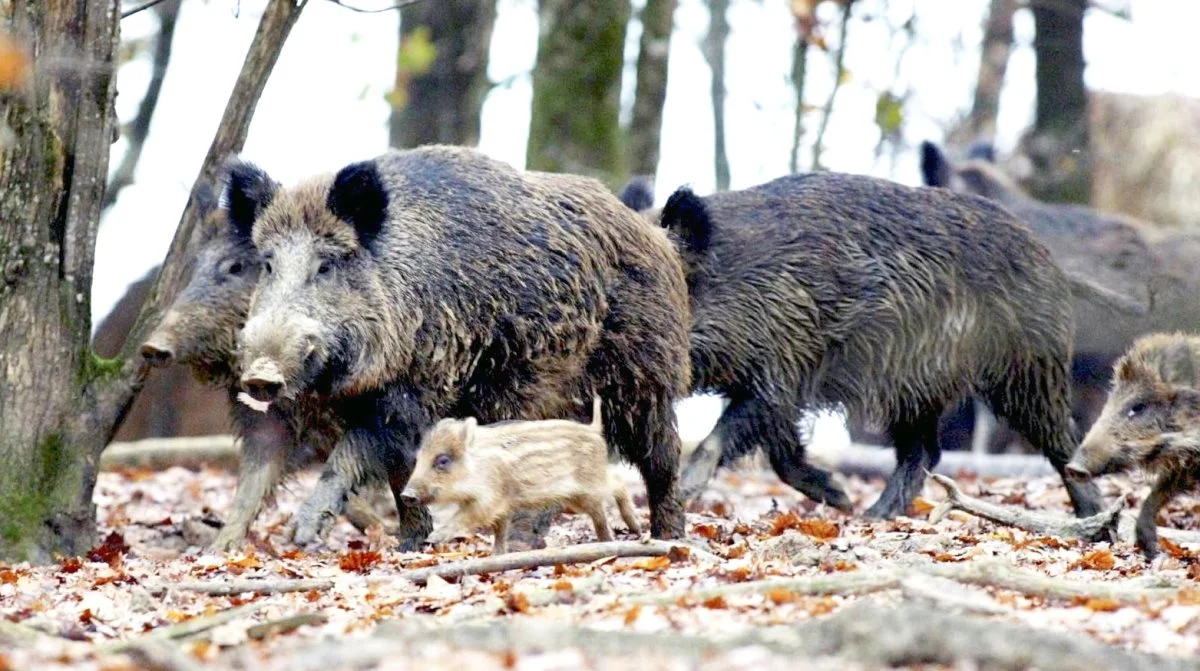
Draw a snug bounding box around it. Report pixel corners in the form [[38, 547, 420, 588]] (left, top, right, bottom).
[[212, 410, 291, 552], [864, 411, 941, 519], [607, 392, 685, 539], [1136, 472, 1193, 560]]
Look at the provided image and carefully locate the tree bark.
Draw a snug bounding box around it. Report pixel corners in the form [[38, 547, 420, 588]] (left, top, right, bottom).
[[810, 0, 853, 171], [788, 30, 809, 174], [627, 0, 675, 178], [0, 0, 306, 564], [388, 0, 496, 149], [702, 0, 729, 190], [527, 0, 630, 187], [1026, 0, 1090, 204], [963, 0, 1017, 143]]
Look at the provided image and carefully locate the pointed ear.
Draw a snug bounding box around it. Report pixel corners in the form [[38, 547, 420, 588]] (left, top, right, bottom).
[[919, 141, 952, 187], [618, 175, 655, 212], [1160, 338, 1198, 387], [1116, 356, 1153, 385], [460, 417, 477, 448], [328, 160, 388, 251], [223, 158, 277, 241], [660, 186, 712, 255]]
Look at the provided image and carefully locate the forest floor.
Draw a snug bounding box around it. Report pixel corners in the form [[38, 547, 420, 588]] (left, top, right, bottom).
[[2, 450, 1200, 670]]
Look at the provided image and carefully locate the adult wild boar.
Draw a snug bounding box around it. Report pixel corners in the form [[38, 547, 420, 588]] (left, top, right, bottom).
[[230, 146, 691, 546], [661, 173, 1104, 520]]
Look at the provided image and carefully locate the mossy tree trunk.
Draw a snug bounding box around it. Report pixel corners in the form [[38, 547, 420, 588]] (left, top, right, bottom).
[[0, 0, 305, 564], [389, 0, 496, 149], [627, 0, 675, 179], [527, 0, 631, 187], [1025, 0, 1090, 204]]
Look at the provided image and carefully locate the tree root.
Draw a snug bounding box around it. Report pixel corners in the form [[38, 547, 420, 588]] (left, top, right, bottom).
[[928, 473, 1123, 540], [146, 540, 718, 595]]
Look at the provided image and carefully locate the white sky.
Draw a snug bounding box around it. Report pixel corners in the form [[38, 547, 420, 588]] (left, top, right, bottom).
[[95, 0, 1200, 443]]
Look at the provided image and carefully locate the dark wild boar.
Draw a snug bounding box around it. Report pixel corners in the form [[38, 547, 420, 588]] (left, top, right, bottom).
[[139, 181, 389, 551], [230, 145, 691, 547], [1067, 333, 1200, 559], [404, 397, 639, 554], [659, 173, 1105, 520]]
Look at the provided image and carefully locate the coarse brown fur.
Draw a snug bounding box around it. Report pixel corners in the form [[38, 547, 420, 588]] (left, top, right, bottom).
[[920, 142, 1200, 454], [1068, 333, 1200, 558], [138, 181, 389, 551], [404, 398, 638, 553], [230, 145, 691, 547], [659, 172, 1104, 520]]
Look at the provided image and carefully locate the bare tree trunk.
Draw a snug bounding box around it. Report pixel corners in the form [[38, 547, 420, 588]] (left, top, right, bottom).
[[628, 0, 675, 178], [702, 0, 729, 190], [787, 31, 809, 174], [527, 0, 630, 186], [964, 0, 1016, 143], [388, 0, 496, 149], [103, 0, 180, 210], [0, 0, 305, 564], [1025, 0, 1090, 204], [810, 0, 853, 171]]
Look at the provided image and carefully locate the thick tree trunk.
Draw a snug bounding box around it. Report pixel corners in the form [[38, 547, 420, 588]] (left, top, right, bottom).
[[627, 0, 675, 178], [702, 0, 729, 190], [964, 0, 1016, 143], [1026, 0, 1090, 204], [388, 0, 496, 149], [0, 0, 122, 564], [0, 0, 306, 564], [527, 0, 631, 186]]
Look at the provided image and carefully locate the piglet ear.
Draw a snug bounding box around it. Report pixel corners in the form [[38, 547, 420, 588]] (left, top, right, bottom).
[[919, 141, 952, 187], [1116, 356, 1152, 385], [223, 158, 278, 241], [1160, 338, 1198, 387], [460, 417, 477, 448], [328, 160, 388, 251]]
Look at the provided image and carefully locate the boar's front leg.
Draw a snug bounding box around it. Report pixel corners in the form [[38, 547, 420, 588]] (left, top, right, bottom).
[[292, 390, 433, 549], [1136, 470, 1193, 560], [212, 407, 291, 552]]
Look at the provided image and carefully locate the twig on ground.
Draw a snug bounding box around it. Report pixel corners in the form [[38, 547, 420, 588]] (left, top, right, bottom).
[[1117, 511, 1200, 546], [898, 573, 1009, 615], [98, 602, 266, 654], [246, 612, 329, 640], [928, 473, 1123, 540]]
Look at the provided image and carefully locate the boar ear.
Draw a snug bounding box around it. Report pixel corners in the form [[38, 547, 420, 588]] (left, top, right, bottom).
[[192, 180, 220, 218], [965, 141, 996, 163], [1116, 356, 1152, 385], [460, 417, 477, 448], [660, 186, 713, 255], [919, 141, 952, 187], [328, 160, 388, 251], [224, 159, 277, 241], [1160, 339, 1198, 387], [618, 175, 655, 212]]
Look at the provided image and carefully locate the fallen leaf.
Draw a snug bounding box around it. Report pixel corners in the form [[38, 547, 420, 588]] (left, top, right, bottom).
[[505, 591, 530, 614], [0, 569, 18, 584], [623, 605, 641, 626], [1158, 537, 1189, 560], [721, 566, 752, 583], [726, 544, 749, 559], [770, 512, 839, 540], [1075, 549, 1116, 571], [59, 557, 83, 574], [694, 524, 721, 540], [805, 596, 838, 616], [667, 546, 692, 563], [1083, 597, 1122, 612], [501, 650, 518, 669], [87, 532, 130, 568], [552, 580, 574, 594], [627, 556, 671, 571], [79, 609, 93, 625], [339, 550, 382, 573], [908, 497, 935, 516], [765, 589, 799, 605], [1176, 589, 1200, 606], [166, 610, 190, 623], [701, 596, 728, 609], [226, 552, 262, 574]]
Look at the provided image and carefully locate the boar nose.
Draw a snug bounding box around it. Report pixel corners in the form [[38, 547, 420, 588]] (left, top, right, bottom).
[[243, 377, 283, 402], [140, 340, 175, 367], [1064, 461, 1091, 480]]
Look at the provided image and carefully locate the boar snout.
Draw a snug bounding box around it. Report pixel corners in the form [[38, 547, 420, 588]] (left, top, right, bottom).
[[140, 340, 175, 367], [241, 357, 286, 403], [1064, 460, 1092, 480]]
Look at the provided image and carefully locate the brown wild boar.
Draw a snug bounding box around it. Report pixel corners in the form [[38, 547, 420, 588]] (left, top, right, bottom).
[[1067, 333, 1200, 559], [403, 398, 638, 554]]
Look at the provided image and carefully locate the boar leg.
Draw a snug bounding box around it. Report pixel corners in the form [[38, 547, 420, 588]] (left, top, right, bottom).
[[607, 390, 685, 539], [579, 497, 615, 542], [491, 517, 510, 555], [212, 410, 291, 552], [343, 486, 394, 535], [613, 485, 642, 534], [865, 412, 941, 519], [505, 509, 553, 551], [1136, 472, 1193, 560]]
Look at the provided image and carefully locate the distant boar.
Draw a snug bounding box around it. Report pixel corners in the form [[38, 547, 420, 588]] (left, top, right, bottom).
[[1068, 333, 1200, 558], [404, 398, 638, 553], [230, 145, 690, 547], [658, 173, 1104, 520], [138, 181, 389, 551], [920, 141, 1200, 454]]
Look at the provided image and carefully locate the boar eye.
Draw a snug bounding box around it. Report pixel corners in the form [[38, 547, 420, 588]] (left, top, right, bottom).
[[227, 261, 243, 276], [317, 260, 332, 276], [434, 454, 452, 470], [1127, 402, 1147, 418]]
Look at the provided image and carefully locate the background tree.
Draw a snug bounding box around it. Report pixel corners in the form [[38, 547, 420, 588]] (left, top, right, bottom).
[[0, 0, 305, 564], [527, 0, 630, 186], [957, 0, 1017, 146], [1024, 0, 1089, 204], [627, 0, 676, 180], [388, 0, 496, 149], [702, 0, 730, 190]]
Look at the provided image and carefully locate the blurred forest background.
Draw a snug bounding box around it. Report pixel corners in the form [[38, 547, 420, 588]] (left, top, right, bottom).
[[90, 0, 1200, 445]]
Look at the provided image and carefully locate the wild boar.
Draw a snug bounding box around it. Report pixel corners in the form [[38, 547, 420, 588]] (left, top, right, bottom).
[[229, 145, 691, 547], [657, 173, 1104, 520], [404, 397, 637, 553], [1068, 333, 1200, 558]]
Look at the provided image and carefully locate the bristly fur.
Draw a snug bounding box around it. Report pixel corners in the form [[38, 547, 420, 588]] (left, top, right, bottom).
[[236, 145, 692, 544], [667, 171, 1104, 520], [1070, 332, 1200, 559]]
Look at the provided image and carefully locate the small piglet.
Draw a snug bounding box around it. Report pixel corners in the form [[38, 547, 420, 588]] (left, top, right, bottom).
[[1067, 332, 1200, 559], [402, 398, 640, 554]]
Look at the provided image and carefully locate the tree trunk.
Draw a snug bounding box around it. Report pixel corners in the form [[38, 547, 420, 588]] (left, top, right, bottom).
[[1026, 0, 1090, 204], [627, 0, 675, 178], [702, 0, 729, 190], [0, 0, 305, 564], [963, 0, 1016, 143], [388, 0, 496, 149], [527, 0, 631, 186], [787, 34, 809, 174]]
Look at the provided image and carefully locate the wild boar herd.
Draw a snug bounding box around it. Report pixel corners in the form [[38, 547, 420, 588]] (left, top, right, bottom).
[[129, 142, 1200, 560]]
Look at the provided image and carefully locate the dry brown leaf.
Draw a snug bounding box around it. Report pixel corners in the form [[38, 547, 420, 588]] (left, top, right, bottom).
[[501, 650, 518, 669], [0, 569, 18, 584], [931, 552, 964, 563], [1083, 597, 1122, 612], [505, 592, 530, 614], [87, 532, 130, 568], [805, 596, 838, 616], [770, 512, 839, 540], [1176, 589, 1200, 605], [227, 552, 263, 574], [552, 580, 574, 594], [726, 544, 748, 559], [701, 596, 728, 609], [694, 524, 721, 540], [1074, 549, 1116, 571], [165, 610, 190, 623], [1158, 537, 1189, 560], [627, 556, 671, 572], [623, 605, 642, 626], [59, 557, 83, 574], [908, 497, 935, 516], [338, 550, 382, 573], [765, 589, 800, 605], [721, 566, 752, 583]]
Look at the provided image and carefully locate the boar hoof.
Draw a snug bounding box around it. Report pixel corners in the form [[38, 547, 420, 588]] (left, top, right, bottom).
[[292, 510, 335, 547]]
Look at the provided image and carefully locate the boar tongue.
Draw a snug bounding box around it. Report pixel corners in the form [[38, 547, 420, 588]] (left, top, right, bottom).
[[237, 391, 272, 413]]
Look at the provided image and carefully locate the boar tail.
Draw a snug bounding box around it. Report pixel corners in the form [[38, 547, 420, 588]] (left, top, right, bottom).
[[1064, 272, 1149, 317], [591, 395, 603, 431]]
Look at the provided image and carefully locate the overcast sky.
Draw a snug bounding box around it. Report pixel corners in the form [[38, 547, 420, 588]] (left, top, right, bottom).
[[95, 0, 1200, 442]]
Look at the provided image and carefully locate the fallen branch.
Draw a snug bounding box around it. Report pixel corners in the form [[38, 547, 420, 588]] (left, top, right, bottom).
[[100, 435, 240, 471], [121, 639, 207, 671], [898, 573, 1009, 615], [627, 567, 901, 605], [1117, 511, 1200, 546], [817, 444, 1057, 479], [928, 473, 1123, 540], [146, 540, 717, 595], [246, 612, 329, 640], [98, 602, 266, 654]]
